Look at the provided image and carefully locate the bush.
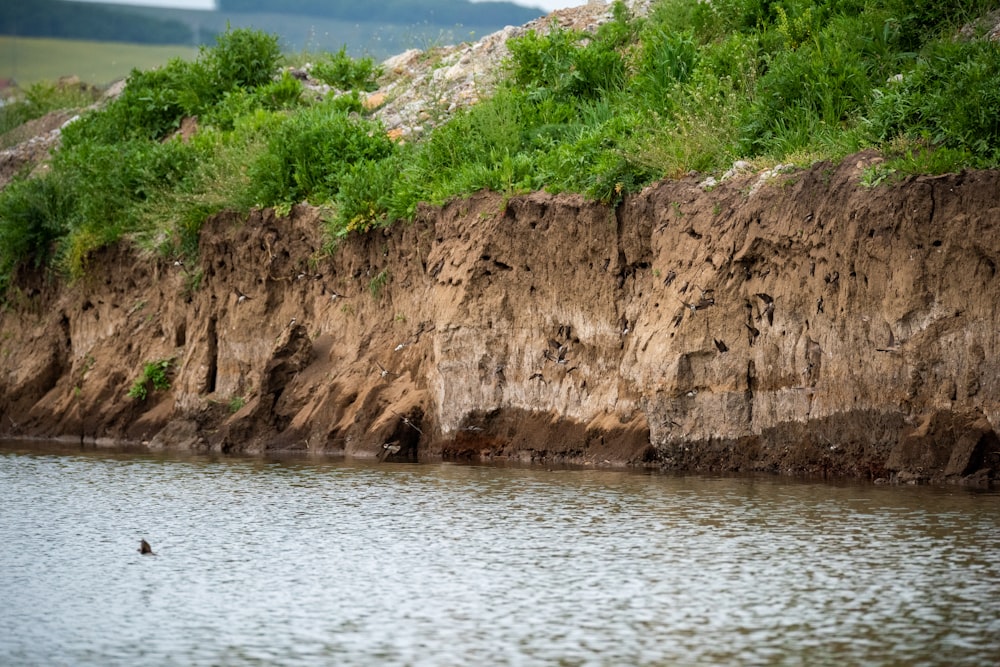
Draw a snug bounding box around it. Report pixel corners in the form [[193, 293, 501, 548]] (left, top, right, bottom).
[[128, 358, 173, 401], [333, 154, 405, 235], [61, 27, 281, 144], [867, 38, 1000, 164], [311, 47, 383, 91], [507, 3, 634, 102], [205, 27, 282, 91], [247, 101, 397, 209]]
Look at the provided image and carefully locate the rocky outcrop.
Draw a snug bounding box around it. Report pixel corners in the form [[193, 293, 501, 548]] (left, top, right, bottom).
[[2, 153, 999, 486]]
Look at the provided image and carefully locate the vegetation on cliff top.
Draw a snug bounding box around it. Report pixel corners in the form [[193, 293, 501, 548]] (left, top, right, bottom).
[[1, 0, 999, 297]]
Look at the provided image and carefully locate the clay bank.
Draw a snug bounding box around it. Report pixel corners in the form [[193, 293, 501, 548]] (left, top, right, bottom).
[[1, 152, 998, 487]]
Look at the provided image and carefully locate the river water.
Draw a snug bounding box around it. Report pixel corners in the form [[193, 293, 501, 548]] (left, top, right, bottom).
[[1, 441, 999, 666]]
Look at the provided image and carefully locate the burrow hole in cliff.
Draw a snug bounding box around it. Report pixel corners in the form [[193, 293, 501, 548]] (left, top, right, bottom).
[[174, 321, 186, 347], [206, 316, 218, 394], [60, 312, 71, 350]]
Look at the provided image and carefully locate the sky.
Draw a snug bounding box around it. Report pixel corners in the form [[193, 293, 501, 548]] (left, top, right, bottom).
[[66, 0, 591, 12]]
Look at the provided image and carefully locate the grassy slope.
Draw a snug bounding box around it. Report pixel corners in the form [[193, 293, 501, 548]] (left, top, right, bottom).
[[2, 1, 1000, 297], [0, 36, 198, 87]]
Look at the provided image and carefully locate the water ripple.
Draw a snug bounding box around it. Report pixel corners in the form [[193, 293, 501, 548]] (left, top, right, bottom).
[[1, 445, 999, 666]]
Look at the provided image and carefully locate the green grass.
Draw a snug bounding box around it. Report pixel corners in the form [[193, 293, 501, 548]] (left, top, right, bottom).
[[0, 36, 198, 87], [2, 1, 1000, 300]]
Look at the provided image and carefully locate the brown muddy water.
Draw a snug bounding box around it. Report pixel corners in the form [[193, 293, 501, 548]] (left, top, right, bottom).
[[1, 440, 998, 666]]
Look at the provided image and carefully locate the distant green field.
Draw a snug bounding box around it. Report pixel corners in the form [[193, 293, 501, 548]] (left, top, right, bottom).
[[0, 36, 198, 87]]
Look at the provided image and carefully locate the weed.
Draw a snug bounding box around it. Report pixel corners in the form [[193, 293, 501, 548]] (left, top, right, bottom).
[[127, 358, 173, 401], [311, 47, 383, 91], [228, 395, 246, 413], [247, 99, 397, 211], [860, 163, 897, 188], [369, 268, 390, 299]]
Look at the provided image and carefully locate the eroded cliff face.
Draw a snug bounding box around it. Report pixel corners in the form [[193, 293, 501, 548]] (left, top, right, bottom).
[[2, 153, 999, 485]]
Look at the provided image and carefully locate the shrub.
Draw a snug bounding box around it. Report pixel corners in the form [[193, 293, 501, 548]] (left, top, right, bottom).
[[333, 154, 405, 235], [205, 27, 282, 91], [127, 358, 173, 401], [311, 47, 383, 91], [247, 101, 397, 209], [507, 25, 628, 101], [867, 38, 1000, 165], [60, 27, 281, 144]]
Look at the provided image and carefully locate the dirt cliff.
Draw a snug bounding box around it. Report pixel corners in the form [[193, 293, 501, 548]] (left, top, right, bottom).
[[2, 152, 999, 485]]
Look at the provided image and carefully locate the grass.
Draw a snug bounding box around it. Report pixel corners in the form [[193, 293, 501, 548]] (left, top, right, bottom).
[[2, 1, 1000, 299], [0, 36, 198, 87]]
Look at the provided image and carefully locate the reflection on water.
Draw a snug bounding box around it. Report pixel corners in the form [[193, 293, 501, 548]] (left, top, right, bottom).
[[1, 440, 999, 666]]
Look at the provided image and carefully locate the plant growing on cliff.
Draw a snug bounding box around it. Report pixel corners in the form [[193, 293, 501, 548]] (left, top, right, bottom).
[[369, 268, 390, 299], [128, 358, 173, 401], [247, 99, 398, 212]]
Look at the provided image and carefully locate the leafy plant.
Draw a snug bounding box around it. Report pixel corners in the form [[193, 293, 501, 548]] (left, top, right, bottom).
[[247, 100, 397, 210], [866, 38, 1000, 165], [127, 358, 173, 401], [311, 47, 383, 91], [205, 26, 283, 91]]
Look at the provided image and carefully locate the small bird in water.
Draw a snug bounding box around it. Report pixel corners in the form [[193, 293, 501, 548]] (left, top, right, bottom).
[[139, 539, 155, 555]]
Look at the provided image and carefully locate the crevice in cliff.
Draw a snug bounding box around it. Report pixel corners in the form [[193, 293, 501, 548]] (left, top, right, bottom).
[[205, 316, 218, 394]]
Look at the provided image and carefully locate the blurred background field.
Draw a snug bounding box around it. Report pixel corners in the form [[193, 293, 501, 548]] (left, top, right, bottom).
[[0, 0, 543, 89], [0, 36, 198, 87]]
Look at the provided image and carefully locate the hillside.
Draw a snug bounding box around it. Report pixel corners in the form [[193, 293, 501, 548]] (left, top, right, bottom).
[[2, 0, 543, 56], [0, 0, 207, 46], [1, 0, 999, 485]]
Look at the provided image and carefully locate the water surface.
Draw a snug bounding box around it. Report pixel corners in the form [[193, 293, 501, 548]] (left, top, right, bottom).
[[1, 441, 999, 666]]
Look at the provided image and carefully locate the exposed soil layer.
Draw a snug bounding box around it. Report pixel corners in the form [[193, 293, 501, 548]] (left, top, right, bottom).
[[2, 152, 999, 486]]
